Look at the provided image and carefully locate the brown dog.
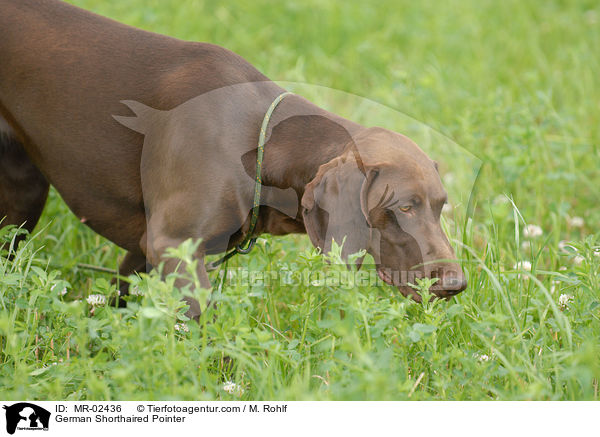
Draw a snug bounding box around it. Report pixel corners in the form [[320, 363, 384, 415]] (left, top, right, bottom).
[[0, 0, 466, 318]]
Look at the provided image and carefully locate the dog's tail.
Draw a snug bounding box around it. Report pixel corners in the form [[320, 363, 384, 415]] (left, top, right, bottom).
[[112, 100, 158, 135]]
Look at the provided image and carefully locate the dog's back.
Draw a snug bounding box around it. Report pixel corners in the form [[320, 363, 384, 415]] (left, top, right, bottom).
[[0, 0, 269, 252]]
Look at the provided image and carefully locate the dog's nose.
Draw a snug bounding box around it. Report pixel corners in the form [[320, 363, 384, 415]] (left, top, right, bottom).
[[442, 275, 467, 292], [431, 271, 467, 294]]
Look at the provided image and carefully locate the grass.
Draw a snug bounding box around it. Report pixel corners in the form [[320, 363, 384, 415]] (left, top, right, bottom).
[[1, 0, 599, 400]]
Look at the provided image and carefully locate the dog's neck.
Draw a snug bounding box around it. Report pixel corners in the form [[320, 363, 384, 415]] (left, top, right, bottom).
[[252, 94, 364, 236]]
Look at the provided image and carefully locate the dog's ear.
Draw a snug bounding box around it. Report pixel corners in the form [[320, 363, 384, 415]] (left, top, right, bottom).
[[301, 152, 378, 266], [112, 100, 158, 134]]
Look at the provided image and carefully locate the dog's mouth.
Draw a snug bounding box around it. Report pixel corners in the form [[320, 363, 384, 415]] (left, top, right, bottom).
[[376, 267, 393, 285], [376, 267, 422, 302]]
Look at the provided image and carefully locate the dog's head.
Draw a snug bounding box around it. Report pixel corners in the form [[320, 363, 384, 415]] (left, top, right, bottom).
[[301, 127, 466, 301]]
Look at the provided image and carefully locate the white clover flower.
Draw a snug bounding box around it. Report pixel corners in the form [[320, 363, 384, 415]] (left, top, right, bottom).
[[523, 224, 543, 239], [558, 294, 573, 310], [593, 249, 600, 258], [174, 323, 189, 333], [51, 284, 68, 296], [567, 216, 584, 228], [86, 294, 107, 306], [442, 203, 453, 214], [513, 261, 532, 271], [573, 255, 585, 265], [473, 353, 491, 362], [129, 285, 144, 296], [513, 261, 532, 280], [222, 381, 244, 396]]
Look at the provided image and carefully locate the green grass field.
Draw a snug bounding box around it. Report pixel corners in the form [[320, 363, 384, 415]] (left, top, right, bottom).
[[1, 0, 599, 400]]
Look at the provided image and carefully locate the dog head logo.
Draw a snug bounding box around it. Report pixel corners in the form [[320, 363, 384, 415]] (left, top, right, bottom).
[[2, 403, 50, 435]]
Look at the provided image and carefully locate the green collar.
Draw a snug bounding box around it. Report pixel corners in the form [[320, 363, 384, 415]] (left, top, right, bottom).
[[209, 91, 293, 270]]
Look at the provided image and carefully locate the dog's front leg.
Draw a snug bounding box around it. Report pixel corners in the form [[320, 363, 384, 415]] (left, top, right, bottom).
[[141, 230, 209, 321], [161, 255, 208, 320]]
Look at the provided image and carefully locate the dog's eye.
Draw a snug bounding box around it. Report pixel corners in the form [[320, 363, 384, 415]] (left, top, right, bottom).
[[399, 205, 412, 213]]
